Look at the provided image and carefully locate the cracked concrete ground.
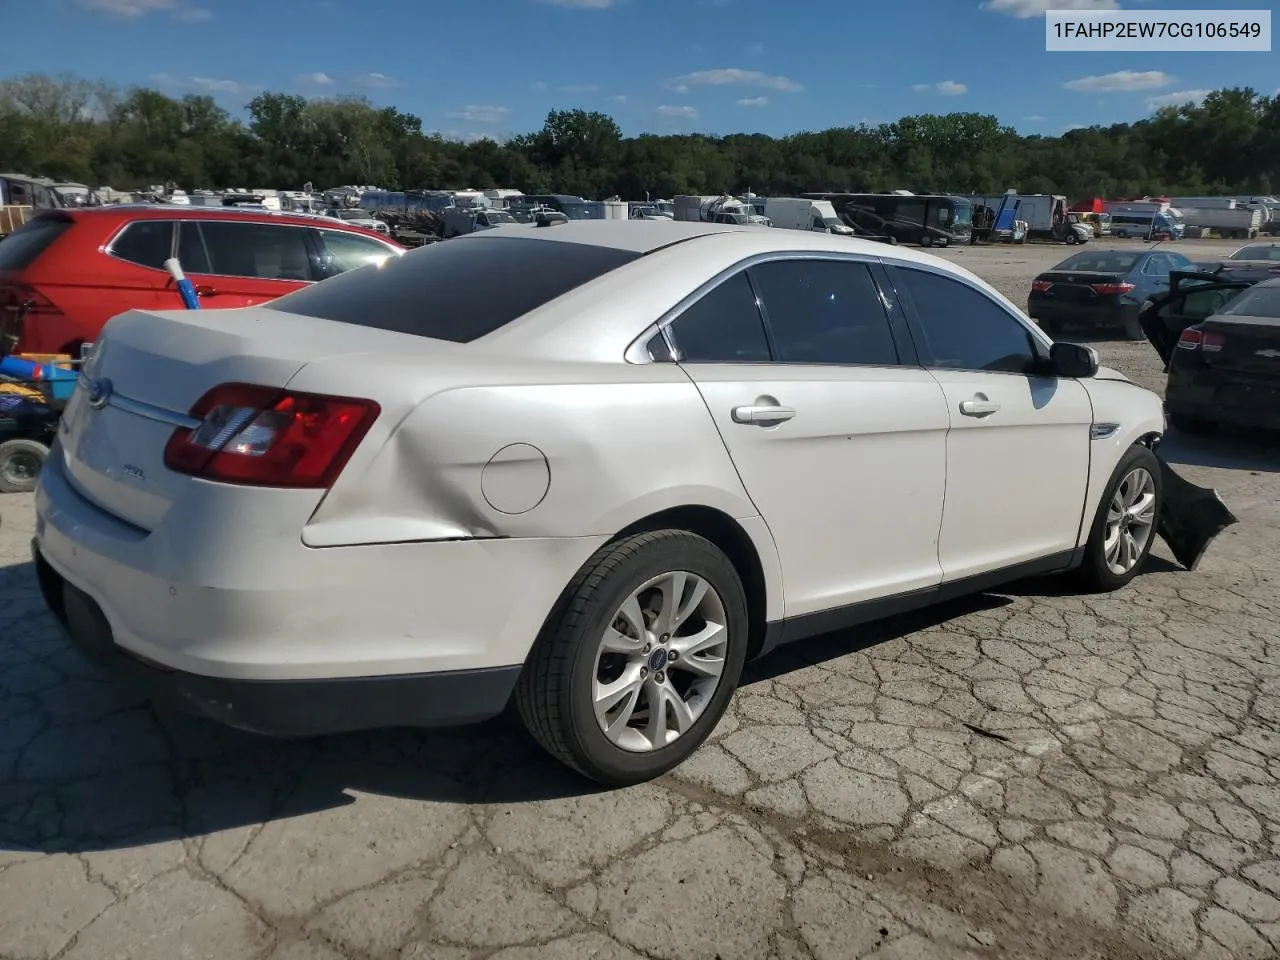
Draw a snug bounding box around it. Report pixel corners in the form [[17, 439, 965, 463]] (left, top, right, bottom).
[[2, 239, 1279, 960]]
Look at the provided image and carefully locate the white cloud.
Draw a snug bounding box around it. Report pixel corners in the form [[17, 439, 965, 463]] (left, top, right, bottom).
[[657, 104, 700, 119], [982, 0, 1119, 17], [912, 80, 967, 95], [447, 105, 510, 123], [612, 95, 628, 104], [189, 77, 258, 96], [1064, 70, 1172, 92], [736, 97, 769, 107], [668, 68, 803, 93], [1146, 89, 1211, 109], [298, 72, 334, 86], [79, 0, 210, 18], [354, 72, 400, 89], [538, 0, 614, 6], [1023, 115, 1047, 121]]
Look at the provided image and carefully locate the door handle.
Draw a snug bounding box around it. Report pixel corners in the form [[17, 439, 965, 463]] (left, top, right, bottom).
[[959, 395, 1001, 417], [732, 403, 796, 425], [195, 285, 218, 298]]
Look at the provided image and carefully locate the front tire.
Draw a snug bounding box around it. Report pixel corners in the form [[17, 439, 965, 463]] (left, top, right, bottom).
[[1076, 444, 1162, 592], [516, 530, 749, 786]]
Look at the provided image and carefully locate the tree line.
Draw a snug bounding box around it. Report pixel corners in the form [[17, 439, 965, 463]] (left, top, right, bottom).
[[2, 73, 1277, 202]]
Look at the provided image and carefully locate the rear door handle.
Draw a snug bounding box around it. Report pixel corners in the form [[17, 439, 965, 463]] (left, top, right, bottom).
[[959, 396, 1001, 417], [732, 403, 796, 425], [195, 285, 218, 298]]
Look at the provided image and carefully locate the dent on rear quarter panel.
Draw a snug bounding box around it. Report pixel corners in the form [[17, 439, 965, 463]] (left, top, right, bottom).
[[1076, 378, 1165, 546]]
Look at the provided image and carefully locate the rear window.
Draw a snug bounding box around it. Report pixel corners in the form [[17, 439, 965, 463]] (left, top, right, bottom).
[[263, 235, 641, 343], [1220, 284, 1280, 320], [1053, 252, 1138, 273], [0, 215, 72, 270]]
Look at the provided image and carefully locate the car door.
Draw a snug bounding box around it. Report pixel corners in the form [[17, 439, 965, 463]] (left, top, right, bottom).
[[178, 220, 317, 307], [1140, 279, 1255, 368], [664, 257, 950, 624], [888, 264, 1093, 583], [1138, 252, 1174, 300]]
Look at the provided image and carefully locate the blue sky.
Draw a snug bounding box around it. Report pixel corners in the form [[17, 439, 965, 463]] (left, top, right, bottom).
[[10, 0, 1277, 140]]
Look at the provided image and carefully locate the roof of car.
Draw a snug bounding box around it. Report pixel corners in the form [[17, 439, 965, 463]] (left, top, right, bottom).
[[462, 218, 947, 265], [42, 203, 401, 243]]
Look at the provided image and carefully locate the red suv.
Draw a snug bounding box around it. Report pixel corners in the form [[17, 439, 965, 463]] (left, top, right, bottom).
[[0, 205, 404, 357]]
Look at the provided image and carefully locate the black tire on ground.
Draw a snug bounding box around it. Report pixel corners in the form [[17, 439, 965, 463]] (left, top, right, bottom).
[[1168, 412, 1218, 436], [516, 529, 750, 786], [0, 438, 49, 494], [1121, 311, 1145, 341], [920, 234, 934, 248], [1075, 443, 1163, 592]]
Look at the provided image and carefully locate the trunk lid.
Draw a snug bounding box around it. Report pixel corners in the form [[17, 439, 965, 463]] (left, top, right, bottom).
[[55, 305, 458, 531], [1034, 270, 1128, 302], [1198, 314, 1280, 378]]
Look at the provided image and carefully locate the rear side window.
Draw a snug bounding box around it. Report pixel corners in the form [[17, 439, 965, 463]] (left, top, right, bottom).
[[198, 221, 314, 281], [110, 220, 174, 270], [0, 215, 73, 270], [313, 228, 396, 279], [750, 259, 899, 365], [668, 271, 771, 363], [264, 235, 641, 343], [1220, 285, 1280, 319]]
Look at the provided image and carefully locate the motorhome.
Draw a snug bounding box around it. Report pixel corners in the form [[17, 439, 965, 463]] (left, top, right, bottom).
[[807, 191, 973, 246]]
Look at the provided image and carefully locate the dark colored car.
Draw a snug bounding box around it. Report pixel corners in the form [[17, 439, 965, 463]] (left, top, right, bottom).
[[0, 205, 404, 358], [1195, 242, 1280, 284], [1026, 248, 1197, 340], [1140, 275, 1280, 434]]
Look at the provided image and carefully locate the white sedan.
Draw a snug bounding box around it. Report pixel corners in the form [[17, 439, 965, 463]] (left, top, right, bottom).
[[33, 220, 1167, 786]]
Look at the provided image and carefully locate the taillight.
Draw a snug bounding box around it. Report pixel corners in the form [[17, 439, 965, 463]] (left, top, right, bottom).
[[1176, 327, 1225, 353], [163, 383, 380, 488], [1031, 279, 1053, 293], [1089, 282, 1136, 296]]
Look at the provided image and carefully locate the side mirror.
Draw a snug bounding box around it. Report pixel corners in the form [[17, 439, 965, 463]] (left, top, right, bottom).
[[1050, 341, 1099, 379]]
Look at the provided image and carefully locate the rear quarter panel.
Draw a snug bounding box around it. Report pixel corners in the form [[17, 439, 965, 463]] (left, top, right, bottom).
[[290, 355, 785, 620]]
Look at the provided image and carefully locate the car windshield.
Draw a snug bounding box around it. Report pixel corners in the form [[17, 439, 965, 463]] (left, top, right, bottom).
[[1052, 251, 1138, 273], [263, 234, 642, 343], [1219, 284, 1280, 319], [1229, 245, 1280, 262]]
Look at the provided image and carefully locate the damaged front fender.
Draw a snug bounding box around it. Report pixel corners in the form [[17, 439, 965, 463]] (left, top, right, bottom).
[[1155, 454, 1238, 571]]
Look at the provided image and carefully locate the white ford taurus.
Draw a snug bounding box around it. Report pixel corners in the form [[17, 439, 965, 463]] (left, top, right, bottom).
[[32, 220, 1168, 785]]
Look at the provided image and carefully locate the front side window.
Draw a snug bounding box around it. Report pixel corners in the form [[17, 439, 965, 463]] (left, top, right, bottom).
[[198, 221, 314, 281], [894, 267, 1040, 375], [110, 220, 174, 270], [750, 259, 899, 366], [668, 271, 771, 363]]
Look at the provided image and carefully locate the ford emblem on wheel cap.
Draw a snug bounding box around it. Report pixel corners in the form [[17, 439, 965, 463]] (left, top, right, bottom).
[[86, 377, 113, 409]]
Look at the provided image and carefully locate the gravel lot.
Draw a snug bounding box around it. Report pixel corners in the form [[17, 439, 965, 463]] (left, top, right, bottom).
[[3, 237, 1278, 960]]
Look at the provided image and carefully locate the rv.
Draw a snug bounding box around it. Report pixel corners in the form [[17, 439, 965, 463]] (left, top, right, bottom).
[[806, 192, 972, 246]]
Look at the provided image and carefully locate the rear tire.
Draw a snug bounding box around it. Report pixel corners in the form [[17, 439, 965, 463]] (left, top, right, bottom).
[[1075, 444, 1162, 592], [1121, 311, 1145, 341], [516, 530, 749, 786], [0, 438, 48, 494], [921, 234, 934, 248]]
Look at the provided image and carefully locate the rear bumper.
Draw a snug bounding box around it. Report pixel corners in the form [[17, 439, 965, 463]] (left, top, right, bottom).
[[1027, 298, 1138, 330], [34, 540, 521, 736], [1166, 367, 1280, 430]]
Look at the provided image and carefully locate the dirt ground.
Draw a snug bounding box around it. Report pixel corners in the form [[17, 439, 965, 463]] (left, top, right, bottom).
[[1, 236, 1278, 960]]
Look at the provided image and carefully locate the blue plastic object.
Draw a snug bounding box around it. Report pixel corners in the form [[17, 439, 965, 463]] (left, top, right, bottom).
[[165, 257, 201, 310], [0, 355, 78, 401]]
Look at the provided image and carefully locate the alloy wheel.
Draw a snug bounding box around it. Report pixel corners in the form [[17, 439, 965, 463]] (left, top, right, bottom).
[[1103, 467, 1157, 575], [591, 571, 729, 753]]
